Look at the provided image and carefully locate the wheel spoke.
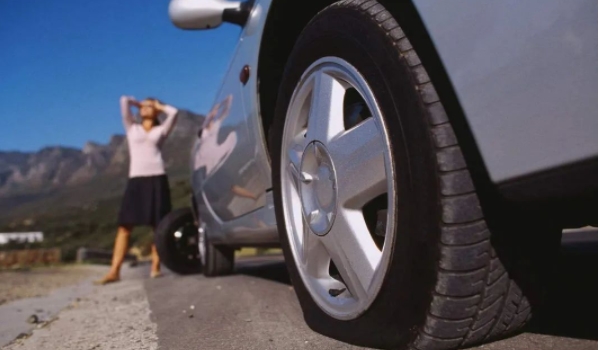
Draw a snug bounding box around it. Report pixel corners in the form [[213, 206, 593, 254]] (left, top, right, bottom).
[[302, 222, 329, 278], [287, 135, 306, 190], [322, 209, 381, 300], [329, 118, 388, 208], [280, 58, 396, 318], [306, 70, 346, 143]]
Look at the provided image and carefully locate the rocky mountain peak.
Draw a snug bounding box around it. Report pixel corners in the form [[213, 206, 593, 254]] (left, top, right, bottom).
[[0, 110, 204, 198]]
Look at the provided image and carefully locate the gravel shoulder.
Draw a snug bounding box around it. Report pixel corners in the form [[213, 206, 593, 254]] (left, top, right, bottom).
[[2, 265, 157, 350], [0, 265, 100, 305]]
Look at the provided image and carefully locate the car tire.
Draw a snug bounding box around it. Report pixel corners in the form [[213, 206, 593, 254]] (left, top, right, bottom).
[[202, 234, 235, 277], [270, 1, 561, 349], [155, 207, 202, 275]]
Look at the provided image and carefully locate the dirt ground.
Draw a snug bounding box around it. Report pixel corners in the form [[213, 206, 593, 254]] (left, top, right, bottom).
[[0, 265, 103, 305], [3, 266, 156, 350]]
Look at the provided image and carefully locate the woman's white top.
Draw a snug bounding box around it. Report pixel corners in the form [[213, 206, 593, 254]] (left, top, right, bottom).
[[121, 97, 178, 178]]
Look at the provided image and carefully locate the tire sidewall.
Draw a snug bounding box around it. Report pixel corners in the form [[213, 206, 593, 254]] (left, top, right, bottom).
[[271, 6, 442, 348]]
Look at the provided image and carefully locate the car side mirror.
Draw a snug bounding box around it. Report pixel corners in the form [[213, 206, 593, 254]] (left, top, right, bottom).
[[169, 0, 253, 30]]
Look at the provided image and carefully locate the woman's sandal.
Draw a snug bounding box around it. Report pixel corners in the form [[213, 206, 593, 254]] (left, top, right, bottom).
[[150, 271, 162, 279]]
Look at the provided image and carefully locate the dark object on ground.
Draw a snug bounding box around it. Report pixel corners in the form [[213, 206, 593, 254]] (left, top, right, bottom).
[[26, 315, 38, 324], [155, 208, 202, 274]]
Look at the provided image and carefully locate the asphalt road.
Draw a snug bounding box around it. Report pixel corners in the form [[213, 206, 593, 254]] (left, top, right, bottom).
[[145, 230, 598, 350]]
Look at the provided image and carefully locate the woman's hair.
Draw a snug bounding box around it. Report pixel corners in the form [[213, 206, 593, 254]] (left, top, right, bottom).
[[145, 97, 163, 105]]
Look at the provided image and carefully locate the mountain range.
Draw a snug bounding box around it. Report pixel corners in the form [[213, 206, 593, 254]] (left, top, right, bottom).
[[0, 110, 204, 222]]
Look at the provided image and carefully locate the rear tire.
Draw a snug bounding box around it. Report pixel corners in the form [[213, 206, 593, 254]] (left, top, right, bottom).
[[270, 1, 561, 349], [202, 235, 235, 277], [155, 207, 202, 275]]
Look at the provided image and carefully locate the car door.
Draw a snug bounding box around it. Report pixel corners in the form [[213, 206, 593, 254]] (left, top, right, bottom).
[[191, 42, 262, 222]]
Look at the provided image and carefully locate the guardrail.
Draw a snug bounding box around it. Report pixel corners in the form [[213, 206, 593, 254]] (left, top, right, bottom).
[[76, 247, 138, 265]]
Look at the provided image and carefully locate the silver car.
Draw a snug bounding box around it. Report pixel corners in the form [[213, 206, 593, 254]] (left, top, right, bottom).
[[155, 0, 597, 349]]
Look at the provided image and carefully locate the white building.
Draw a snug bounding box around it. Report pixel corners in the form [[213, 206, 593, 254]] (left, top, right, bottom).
[[0, 232, 44, 245]]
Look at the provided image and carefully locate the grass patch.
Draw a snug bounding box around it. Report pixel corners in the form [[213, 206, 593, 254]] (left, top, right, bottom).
[[235, 248, 282, 257]]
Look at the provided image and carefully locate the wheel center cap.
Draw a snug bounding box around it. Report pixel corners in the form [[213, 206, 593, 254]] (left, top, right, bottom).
[[300, 141, 338, 236]]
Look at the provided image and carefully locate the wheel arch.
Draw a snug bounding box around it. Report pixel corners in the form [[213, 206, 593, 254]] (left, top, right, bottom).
[[256, 0, 492, 196]]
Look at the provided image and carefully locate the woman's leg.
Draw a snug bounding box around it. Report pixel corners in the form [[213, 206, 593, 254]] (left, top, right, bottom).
[[150, 243, 161, 277], [98, 225, 132, 283]]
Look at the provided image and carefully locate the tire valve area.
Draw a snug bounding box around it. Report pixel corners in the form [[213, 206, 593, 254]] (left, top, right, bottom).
[[363, 194, 388, 250]]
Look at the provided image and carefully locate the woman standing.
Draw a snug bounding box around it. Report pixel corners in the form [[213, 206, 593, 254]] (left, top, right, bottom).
[[97, 95, 178, 284]]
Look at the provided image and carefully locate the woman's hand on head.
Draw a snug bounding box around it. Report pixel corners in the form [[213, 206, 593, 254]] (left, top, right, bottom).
[[153, 100, 166, 112]]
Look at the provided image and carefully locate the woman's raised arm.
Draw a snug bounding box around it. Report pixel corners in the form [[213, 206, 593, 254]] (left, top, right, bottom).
[[120, 95, 139, 131], [155, 101, 178, 137]]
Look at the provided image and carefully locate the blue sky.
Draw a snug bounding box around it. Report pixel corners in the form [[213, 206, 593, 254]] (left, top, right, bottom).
[[0, 0, 240, 152]]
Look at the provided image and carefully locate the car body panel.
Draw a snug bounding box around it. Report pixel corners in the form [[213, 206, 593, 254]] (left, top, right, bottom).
[[187, 0, 596, 244], [190, 0, 278, 244], [412, 0, 598, 184]]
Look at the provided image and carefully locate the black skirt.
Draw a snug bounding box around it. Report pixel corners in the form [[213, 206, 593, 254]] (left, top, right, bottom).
[[117, 175, 172, 227]]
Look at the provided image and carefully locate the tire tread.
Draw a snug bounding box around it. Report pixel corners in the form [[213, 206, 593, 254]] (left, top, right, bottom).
[[338, 1, 534, 348]]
